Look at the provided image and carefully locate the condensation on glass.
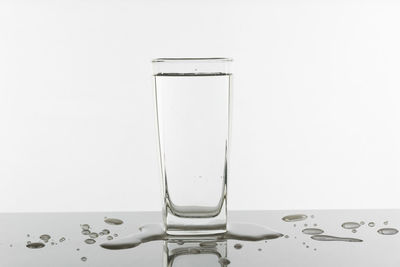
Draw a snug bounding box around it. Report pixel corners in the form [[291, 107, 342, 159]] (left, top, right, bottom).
[[152, 58, 233, 235]]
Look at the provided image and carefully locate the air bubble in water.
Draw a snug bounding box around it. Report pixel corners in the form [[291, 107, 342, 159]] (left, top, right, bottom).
[[282, 214, 308, 222], [81, 257, 87, 262], [218, 257, 231, 265], [302, 228, 324, 235], [84, 239, 96, 244], [104, 218, 123, 225], [26, 242, 45, 249], [377, 228, 398, 235], [341, 222, 361, 230], [368, 222, 375, 227], [234, 243, 242, 249]]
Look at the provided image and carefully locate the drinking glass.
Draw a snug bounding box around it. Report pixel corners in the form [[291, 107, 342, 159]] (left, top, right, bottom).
[[153, 58, 233, 235]]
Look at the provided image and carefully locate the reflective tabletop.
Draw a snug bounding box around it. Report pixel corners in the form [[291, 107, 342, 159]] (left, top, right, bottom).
[[1, 210, 399, 266]]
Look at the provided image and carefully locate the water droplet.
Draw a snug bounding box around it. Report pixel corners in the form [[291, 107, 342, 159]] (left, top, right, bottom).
[[304, 224, 308, 227], [102, 229, 110, 235], [311, 235, 363, 242], [81, 230, 90, 235], [311, 215, 315, 218], [352, 229, 357, 233], [113, 233, 118, 237], [293, 224, 296, 227], [282, 214, 308, 222], [27, 234, 30, 237], [104, 218, 123, 225], [368, 222, 375, 227], [81, 224, 90, 231], [76, 248, 80, 251], [107, 236, 113, 240], [284, 235, 289, 238], [27, 241, 31, 244], [51, 242, 55, 245], [176, 240, 184, 245], [199, 241, 217, 248], [384, 221, 389, 225], [377, 228, 398, 235], [81, 257, 87, 262], [26, 242, 45, 249], [294, 236, 297, 239], [302, 242, 306, 245], [306, 245, 309, 248], [341, 222, 361, 229], [84, 239, 96, 244], [302, 228, 324, 235], [59, 237, 66, 242], [314, 248, 317, 251], [360, 221, 365, 225], [258, 248, 262, 251], [89, 233, 98, 238], [234, 243, 242, 249], [313, 223, 318, 227], [9, 244, 13, 247], [218, 257, 231, 265], [39, 234, 51, 242]]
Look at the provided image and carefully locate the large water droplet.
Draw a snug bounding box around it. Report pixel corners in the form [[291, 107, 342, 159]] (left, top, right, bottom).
[[311, 235, 363, 242], [84, 239, 96, 244], [104, 218, 123, 225], [341, 222, 361, 229], [26, 242, 45, 249], [302, 228, 324, 235], [218, 257, 231, 265], [234, 243, 242, 249], [282, 214, 307, 222], [377, 228, 398, 235]]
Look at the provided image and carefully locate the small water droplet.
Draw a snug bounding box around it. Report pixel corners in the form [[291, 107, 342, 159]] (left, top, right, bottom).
[[234, 243, 243, 249], [360, 221, 365, 225], [294, 236, 297, 239], [27, 241, 31, 244], [258, 248, 262, 251], [104, 218, 123, 225], [311, 215, 315, 219], [26, 242, 45, 249], [314, 248, 317, 251], [59, 237, 66, 242], [27, 234, 30, 237], [9, 244, 13, 247], [89, 233, 98, 238], [302, 228, 324, 235], [218, 257, 231, 265], [76, 248, 80, 251], [107, 236, 113, 240], [176, 240, 184, 245], [341, 222, 361, 229], [81, 257, 87, 262], [51, 242, 55, 245], [293, 224, 296, 227], [188, 248, 200, 254], [302, 242, 306, 245], [282, 214, 308, 222], [377, 228, 398, 235], [384, 221, 389, 225], [81, 224, 90, 231], [352, 229, 357, 233], [39, 234, 51, 242], [84, 239, 96, 244], [81, 230, 90, 235], [284, 235, 289, 238], [313, 223, 318, 227], [113, 233, 118, 237], [306, 245, 309, 248], [102, 229, 110, 235], [368, 222, 375, 227], [304, 224, 308, 227], [199, 241, 217, 248]]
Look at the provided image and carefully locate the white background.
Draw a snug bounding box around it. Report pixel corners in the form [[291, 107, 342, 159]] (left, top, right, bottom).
[[1, 0, 400, 212]]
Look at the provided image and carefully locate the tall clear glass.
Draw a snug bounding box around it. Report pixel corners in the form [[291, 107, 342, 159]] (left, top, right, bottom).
[[153, 58, 232, 235]]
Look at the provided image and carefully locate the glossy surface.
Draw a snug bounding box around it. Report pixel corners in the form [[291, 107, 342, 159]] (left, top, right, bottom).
[[1, 210, 399, 266]]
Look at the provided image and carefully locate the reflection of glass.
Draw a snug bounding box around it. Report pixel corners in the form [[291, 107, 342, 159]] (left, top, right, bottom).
[[163, 240, 228, 267], [153, 58, 233, 235]]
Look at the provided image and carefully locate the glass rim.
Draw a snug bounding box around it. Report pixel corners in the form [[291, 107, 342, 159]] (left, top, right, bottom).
[[152, 57, 233, 63]]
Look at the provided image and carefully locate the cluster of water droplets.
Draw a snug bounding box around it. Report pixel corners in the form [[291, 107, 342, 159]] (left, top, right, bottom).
[[25, 233, 67, 249]]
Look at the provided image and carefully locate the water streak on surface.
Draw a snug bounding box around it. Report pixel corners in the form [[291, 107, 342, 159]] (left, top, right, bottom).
[[199, 241, 217, 248], [302, 228, 324, 235], [282, 214, 308, 222], [377, 228, 398, 235], [101, 223, 282, 250], [341, 222, 361, 229], [311, 235, 363, 242]]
